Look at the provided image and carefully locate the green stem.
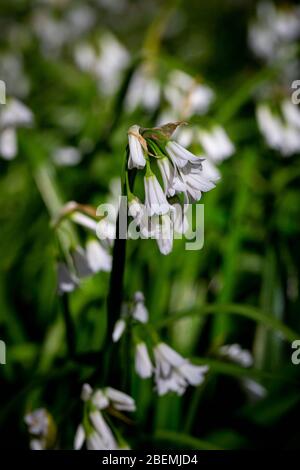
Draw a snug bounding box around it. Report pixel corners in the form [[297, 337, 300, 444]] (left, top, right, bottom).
[[155, 303, 299, 343]]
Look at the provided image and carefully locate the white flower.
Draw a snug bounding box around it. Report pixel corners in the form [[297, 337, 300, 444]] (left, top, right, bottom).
[[132, 291, 149, 323], [256, 102, 300, 156], [112, 318, 126, 342], [197, 126, 235, 163], [104, 387, 136, 412], [0, 98, 33, 160], [125, 68, 160, 112], [128, 125, 146, 169], [144, 174, 172, 216], [0, 98, 33, 128], [219, 344, 253, 368], [201, 159, 221, 183], [86, 239, 112, 273], [154, 342, 208, 396], [164, 70, 214, 118], [166, 141, 200, 168], [135, 342, 153, 378], [155, 213, 174, 256], [179, 162, 216, 203], [0, 127, 17, 160]]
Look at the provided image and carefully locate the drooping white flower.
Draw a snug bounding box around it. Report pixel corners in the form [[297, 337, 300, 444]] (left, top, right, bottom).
[[104, 387, 136, 412], [132, 291, 149, 323], [155, 213, 174, 256], [0, 127, 17, 160], [125, 67, 160, 112], [135, 342, 153, 378], [128, 125, 146, 169], [86, 239, 112, 273], [166, 141, 201, 168], [112, 318, 126, 343], [179, 162, 216, 203], [219, 343, 253, 368], [144, 174, 171, 216], [197, 126, 235, 163], [153, 342, 208, 396]]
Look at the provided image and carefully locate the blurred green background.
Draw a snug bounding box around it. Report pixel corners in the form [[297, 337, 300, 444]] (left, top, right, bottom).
[[0, 0, 300, 450]]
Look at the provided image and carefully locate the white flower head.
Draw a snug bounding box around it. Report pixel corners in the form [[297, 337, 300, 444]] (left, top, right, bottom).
[[154, 342, 208, 396], [135, 342, 153, 379], [128, 125, 147, 169]]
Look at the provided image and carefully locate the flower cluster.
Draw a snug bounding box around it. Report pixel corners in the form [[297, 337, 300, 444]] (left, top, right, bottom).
[[256, 100, 300, 156], [113, 292, 209, 395], [74, 384, 135, 450], [126, 122, 220, 255], [248, 1, 300, 63]]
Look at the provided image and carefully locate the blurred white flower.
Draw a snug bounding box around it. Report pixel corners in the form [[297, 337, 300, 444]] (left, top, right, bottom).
[[112, 318, 127, 343], [74, 32, 130, 95], [135, 342, 153, 379], [248, 2, 300, 62], [86, 239, 112, 273], [165, 70, 214, 118], [24, 408, 55, 450], [256, 101, 300, 156], [0, 98, 33, 160], [125, 67, 160, 112], [153, 342, 208, 396], [52, 146, 81, 166], [219, 343, 253, 368], [132, 291, 149, 323], [197, 126, 235, 163]]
